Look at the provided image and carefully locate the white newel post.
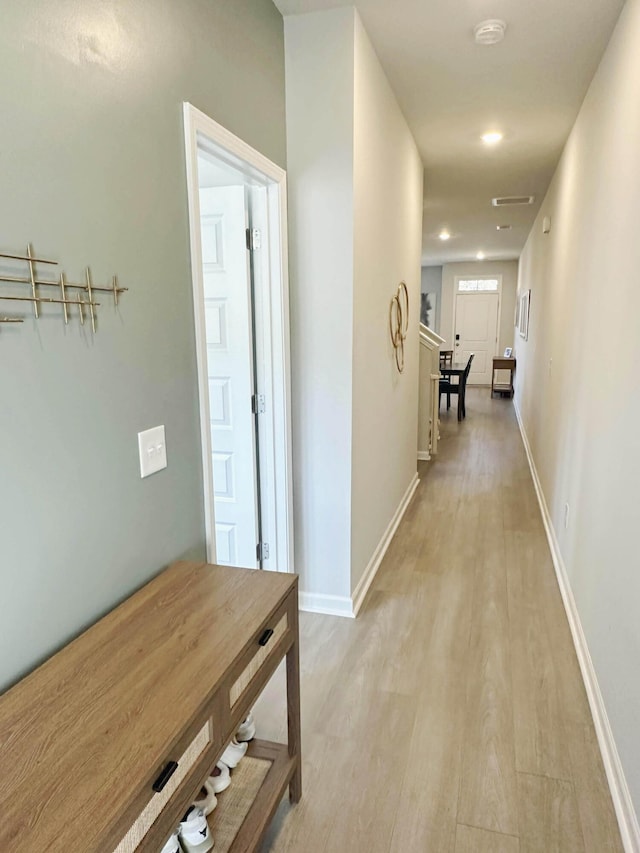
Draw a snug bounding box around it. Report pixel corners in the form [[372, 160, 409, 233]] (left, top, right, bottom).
[[418, 323, 445, 462], [430, 373, 441, 456]]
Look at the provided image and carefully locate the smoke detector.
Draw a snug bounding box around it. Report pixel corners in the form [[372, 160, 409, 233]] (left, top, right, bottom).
[[474, 19, 507, 45]]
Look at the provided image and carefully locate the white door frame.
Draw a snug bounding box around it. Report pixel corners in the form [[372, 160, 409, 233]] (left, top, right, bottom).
[[183, 102, 294, 574], [453, 275, 502, 377]]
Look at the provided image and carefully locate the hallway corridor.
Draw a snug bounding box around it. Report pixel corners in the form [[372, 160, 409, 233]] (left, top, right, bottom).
[[257, 389, 622, 852]]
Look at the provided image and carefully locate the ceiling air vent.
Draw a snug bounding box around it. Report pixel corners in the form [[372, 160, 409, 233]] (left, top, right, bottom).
[[492, 196, 535, 207], [496, 224, 512, 230]]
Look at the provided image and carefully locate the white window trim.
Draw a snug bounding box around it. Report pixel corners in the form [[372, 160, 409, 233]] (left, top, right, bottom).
[[455, 274, 502, 294]]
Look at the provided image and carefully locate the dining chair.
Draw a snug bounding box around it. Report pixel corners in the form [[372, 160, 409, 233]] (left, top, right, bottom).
[[439, 374, 452, 411], [438, 350, 455, 410], [440, 353, 474, 421]]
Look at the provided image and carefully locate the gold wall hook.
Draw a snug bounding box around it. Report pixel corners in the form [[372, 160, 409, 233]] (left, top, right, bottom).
[[0, 251, 57, 265], [0, 244, 127, 338], [85, 268, 96, 333], [26, 244, 39, 319], [59, 273, 69, 325], [0, 293, 97, 307]]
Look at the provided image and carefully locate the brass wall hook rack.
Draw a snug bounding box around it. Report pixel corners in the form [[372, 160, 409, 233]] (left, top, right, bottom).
[[0, 244, 128, 335]]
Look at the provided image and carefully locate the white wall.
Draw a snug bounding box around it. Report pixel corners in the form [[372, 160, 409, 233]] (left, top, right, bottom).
[[285, 8, 423, 608], [285, 8, 355, 601], [440, 260, 518, 353], [351, 13, 424, 594], [515, 0, 640, 826]]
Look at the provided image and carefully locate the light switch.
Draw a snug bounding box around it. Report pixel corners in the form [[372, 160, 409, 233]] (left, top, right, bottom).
[[138, 425, 167, 478]]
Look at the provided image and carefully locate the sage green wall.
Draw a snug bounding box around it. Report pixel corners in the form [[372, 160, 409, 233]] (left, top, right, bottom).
[[0, 0, 285, 691]]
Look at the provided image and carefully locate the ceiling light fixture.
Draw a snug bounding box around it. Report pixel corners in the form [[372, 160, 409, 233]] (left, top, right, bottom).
[[438, 230, 451, 241], [476, 251, 485, 260], [482, 131, 503, 145], [474, 19, 507, 46]]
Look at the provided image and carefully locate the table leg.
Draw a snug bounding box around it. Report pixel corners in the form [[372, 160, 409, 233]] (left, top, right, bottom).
[[286, 600, 302, 803]]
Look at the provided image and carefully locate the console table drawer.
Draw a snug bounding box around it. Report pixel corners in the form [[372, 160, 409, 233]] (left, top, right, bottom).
[[229, 609, 290, 710], [114, 720, 212, 853]]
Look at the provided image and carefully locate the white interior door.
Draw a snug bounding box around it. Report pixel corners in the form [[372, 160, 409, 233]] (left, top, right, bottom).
[[200, 186, 258, 568], [455, 293, 499, 384]]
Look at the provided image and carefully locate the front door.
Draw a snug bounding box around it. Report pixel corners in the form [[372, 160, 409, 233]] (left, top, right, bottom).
[[455, 292, 499, 384], [200, 185, 259, 568]]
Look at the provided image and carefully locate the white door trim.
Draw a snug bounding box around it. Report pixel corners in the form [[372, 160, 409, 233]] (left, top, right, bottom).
[[183, 102, 294, 574]]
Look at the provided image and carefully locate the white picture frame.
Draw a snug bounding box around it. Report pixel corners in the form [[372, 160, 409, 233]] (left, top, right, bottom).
[[518, 289, 530, 340]]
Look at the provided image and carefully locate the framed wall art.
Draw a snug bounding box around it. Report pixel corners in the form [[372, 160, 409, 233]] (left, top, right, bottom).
[[518, 289, 531, 340]]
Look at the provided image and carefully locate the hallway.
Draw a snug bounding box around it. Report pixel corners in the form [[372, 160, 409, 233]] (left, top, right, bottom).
[[256, 389, 622, 852]]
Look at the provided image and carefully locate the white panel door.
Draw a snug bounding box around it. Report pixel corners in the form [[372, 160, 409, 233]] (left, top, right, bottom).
[[455, 293, 499, 384], [200, 186, 258, 568]]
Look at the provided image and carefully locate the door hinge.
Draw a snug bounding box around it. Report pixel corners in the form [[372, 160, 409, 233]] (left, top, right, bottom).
[[246, 228, 262, 251], [257, 542, 270, 561], [251, 393, 266, 414]]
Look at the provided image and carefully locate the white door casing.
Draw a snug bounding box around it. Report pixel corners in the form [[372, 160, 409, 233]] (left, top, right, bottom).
[[200, 186, 258, 568], [247, 185, 279, 569], [183, 102, 294, 575], [455, 292, 500, 384]]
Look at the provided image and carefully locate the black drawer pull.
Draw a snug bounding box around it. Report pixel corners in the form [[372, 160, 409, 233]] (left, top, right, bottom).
[[259, 628, 274, 646], [152, 761, 178, 792]]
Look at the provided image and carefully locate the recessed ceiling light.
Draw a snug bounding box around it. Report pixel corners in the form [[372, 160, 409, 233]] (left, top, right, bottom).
[[474, 19, 507, 46], [476, 251, 485, 260], [482, 131, 503, 145], [496, 224, 512, 230], [439, 230, 451, 241]]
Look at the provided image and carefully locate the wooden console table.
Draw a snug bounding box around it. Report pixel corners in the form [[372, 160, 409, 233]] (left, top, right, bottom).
[[0, 562, 300, 852], [491, 356, 516, 398]]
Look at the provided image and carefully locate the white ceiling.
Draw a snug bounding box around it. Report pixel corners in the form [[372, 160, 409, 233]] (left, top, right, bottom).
[[273, 0, 624, 264]]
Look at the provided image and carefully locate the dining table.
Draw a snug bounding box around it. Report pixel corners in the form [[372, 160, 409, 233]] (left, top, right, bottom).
[[439, 361, 468, 377]]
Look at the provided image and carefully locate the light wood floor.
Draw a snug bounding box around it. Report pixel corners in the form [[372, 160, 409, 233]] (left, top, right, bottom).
[[255, 389, 623, 852]]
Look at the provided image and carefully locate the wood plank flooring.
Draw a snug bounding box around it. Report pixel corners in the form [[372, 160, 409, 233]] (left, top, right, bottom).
[[254, 389, 622, 852]]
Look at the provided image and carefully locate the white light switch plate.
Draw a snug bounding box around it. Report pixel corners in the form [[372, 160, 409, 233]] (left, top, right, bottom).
[[138, 425, 167, 478]]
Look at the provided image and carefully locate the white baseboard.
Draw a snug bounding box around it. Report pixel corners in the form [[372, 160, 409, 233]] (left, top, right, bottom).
[[514, 401, 640, 853], [417, 451, 431, 461], [351, 473, 420, 617], [298, 591, 355, 618], [298, 473, 420, 620]]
